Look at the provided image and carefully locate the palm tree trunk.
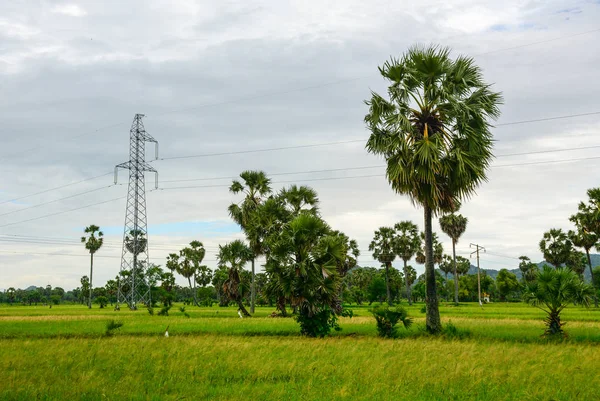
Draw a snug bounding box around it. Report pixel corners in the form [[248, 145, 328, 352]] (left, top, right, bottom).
[[403, 259, 412, 305], [385, 262, 391, 305], [88, 253, 93, 309], [250, 258, 256, 314], [187, 277, 198, 307], [585, 249, 598, 308], [453, 239, 459, 304], [237, 300, 251, 317], [192, 276, 199, 307], [424, 205, 441, 333], [277, 296, 288, 317]]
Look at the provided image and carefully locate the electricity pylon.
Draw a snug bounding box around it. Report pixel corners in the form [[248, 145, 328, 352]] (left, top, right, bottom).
[[114, 114, 158, 309]]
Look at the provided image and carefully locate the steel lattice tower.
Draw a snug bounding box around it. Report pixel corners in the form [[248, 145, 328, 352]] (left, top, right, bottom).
[[114, 114, 158, 309]]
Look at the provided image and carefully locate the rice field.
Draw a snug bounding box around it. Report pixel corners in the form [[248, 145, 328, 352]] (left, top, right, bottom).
[[1, 302, 600, 400]]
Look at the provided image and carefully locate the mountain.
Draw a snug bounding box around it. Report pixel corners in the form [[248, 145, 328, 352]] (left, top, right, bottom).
[[453, 254, 600, 281]]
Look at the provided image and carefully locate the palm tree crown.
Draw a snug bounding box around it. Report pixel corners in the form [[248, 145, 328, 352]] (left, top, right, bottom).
[[81, 225, 103, 254], [539, 228, 573, 268], [365, 45, 501, 212]]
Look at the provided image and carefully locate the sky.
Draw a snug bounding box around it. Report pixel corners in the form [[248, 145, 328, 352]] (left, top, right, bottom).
[[1, 0, 600, 290]]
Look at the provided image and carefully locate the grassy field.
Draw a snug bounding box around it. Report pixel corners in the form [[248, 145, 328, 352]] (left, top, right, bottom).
[[1, 302, 600, 400]]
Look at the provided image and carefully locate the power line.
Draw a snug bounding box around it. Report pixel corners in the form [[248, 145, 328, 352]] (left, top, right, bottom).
[[496, 144, 600, 158], [493, 155, 600, 168], [156, 111, 600, 161], [0, 184, 117, 218], [0, 172, 112, 206], [476, 28, 600, 56], [494, 111, 600, 127], [0, 195, 127, 229]]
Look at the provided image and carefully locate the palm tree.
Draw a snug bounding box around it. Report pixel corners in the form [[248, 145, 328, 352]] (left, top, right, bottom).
[[566, 251, 587, 279], [228, 170, 272, 314], [81, 225, 103, 309], [439, 254, 454, 300], [393, 221, 421, 305], [171, 241, 206, 306], [539, 229, 573, 268], [523, 266, 593, 337], [365, 46, 501, 332], [267, 213, 345, 336], [518, 256, 538, 283], [218, 240, 254, 317], [416, 232, 443, 266], [569, 211, 599, 307], [369, 227, 397, 305], [279, 185, 319, 216], [439, 210, 468, 304]]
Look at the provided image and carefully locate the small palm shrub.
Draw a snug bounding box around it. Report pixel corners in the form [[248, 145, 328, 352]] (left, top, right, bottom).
[[158, 305, 171, 316], [105, 320, 123, 336], [296, 308, 341, 338], [370, 305, 413, 338]]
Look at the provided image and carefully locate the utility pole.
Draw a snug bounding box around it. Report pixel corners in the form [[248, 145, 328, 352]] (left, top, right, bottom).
[[114, 114, 158, 310], [470, 243, 485, 306]]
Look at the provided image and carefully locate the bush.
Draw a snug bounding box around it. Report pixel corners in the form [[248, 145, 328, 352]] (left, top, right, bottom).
[[441, 321, 471, 340], [105, 320, 123, 336], [147, 306, 154, 315], [295, 308, 341, 338], [157, 305, 171, 316], [370, 305, 413, 338], [96, 296, 108, 309]]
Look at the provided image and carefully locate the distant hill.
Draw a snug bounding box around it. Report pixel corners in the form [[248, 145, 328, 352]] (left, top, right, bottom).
[[442, 254, 600, 281]]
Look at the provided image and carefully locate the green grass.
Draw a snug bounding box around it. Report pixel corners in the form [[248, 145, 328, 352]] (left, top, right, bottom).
[[1, 302, 600, 400]]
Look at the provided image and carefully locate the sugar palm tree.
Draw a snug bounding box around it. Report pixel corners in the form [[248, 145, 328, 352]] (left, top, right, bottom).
[[365, 45, 501, 332], [393, 221, 421, 305], [218, 240, 254, 317], [439, 254, 454, 300], [279, 185, 319, 216], [228, 170, 272, 314], [416, 232, 443, 266], [369, 227, 397, 305], [518, 256, 538, 283], [539, 229, 573, 268], [523, 266, 593, 337], [81, 225, 103, 309], [439, 210, 468, 304], [569, 211, 599, 307]]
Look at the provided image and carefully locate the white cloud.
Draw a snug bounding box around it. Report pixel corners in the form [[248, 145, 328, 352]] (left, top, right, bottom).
[[52, 4, 87, 17]]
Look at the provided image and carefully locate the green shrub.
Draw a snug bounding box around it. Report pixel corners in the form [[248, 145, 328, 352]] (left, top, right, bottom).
[[370, 305, 413, 338], [105, 320, 123, 336], [157, 306, 171, 316], [295, 308, 341, 338], [441, 321, 471, 340], [147, 306, 154, 316]]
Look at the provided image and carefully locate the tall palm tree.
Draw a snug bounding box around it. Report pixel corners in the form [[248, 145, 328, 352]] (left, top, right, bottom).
[[393, 221, 421, 305], [228, 170, 272, 314], [365, 46, 501, 332], [369, 227, 397, 305], [81, 225, 103, 309], [569, 211, 599, 307], [218, 240, 254, 317], [539, 228, 573, 268], [439, 210, 468, 304]]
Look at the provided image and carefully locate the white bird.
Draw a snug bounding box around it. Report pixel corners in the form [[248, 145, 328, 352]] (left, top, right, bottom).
[[238, 310, 243, 319], [164, 325, 169, 337]]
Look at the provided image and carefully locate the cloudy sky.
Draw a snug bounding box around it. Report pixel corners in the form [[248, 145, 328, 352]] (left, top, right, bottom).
[[1, 0, 599, 290]]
